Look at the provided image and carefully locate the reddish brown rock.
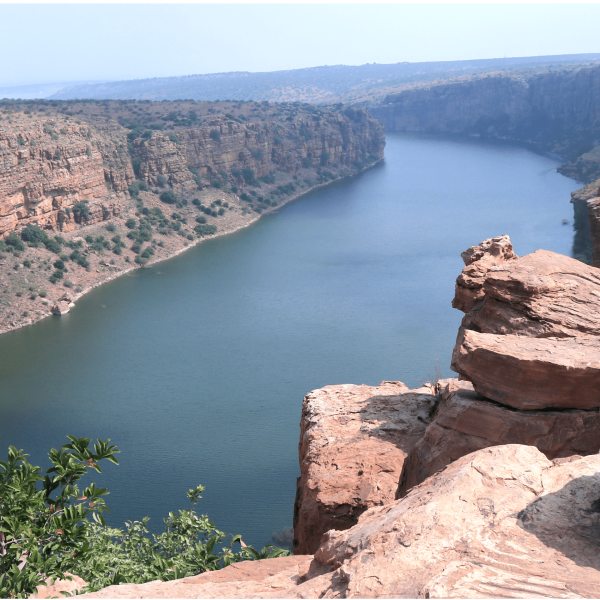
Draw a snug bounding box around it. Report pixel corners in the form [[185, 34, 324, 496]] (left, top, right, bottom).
[[397, 387, 600, 498], [452, 328, 600, 410], [452, 234, 518, 313], [80, 445, 600, 598], [459, 249, 600, 337], [293, 381, 438, 555]]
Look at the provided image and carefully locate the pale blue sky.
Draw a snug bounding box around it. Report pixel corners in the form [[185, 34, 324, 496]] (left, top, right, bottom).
[[1, 4, 600, 86]]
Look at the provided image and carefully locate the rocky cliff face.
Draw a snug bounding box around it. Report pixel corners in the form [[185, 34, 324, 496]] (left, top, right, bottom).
[[0, 101, 385, 238], [370, 65, 600, 161], [0, 115, 133, 237], [134, 111, 384, 192]]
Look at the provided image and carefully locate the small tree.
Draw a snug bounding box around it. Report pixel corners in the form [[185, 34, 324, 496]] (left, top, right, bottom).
[[160, 190, 178, 205], [0, 437, 119, 598]]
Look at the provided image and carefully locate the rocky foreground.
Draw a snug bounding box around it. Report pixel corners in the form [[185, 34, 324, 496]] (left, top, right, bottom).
[[68, 235, 600, 598]]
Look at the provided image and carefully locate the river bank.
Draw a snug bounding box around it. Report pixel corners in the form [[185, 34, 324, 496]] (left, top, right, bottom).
[[0, 161, 380, 337]]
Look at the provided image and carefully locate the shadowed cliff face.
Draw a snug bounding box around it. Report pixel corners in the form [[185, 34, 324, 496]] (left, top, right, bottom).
[[370, 65, 600, 161], [0, 102, 385, 237]]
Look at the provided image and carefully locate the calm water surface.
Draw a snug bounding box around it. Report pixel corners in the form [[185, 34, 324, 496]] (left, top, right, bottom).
[[0, 134, 579, 548]]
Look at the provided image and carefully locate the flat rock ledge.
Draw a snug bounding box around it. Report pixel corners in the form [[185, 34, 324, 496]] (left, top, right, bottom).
[[80, 445, 600, 598], [293, 381, 438, 555], [452, 328, 600, 410], [397, 385, 600, 498]]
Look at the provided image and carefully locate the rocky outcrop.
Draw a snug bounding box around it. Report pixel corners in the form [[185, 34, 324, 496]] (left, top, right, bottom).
[[33, 574, 87, 599], [398, 239, 600, 498], [79, 445, 600, 598], [293, 381, 437, 555], [397, 386, 600, 497], [0, 117, 133, 236], [455, 248, 600, 338], [453, 329, 600, 410], [452, 234, 518, 312]]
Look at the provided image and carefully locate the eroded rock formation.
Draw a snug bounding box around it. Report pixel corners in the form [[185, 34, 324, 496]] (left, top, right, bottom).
[[0, 117, 132, 236], [292, 381, 438, 555], [80, 445, 600, 598], [0, 104, 385, 239], [397, 385, 600, 497]]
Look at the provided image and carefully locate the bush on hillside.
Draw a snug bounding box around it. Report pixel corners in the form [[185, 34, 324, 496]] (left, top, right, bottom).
[[160, 190, 178, 205]]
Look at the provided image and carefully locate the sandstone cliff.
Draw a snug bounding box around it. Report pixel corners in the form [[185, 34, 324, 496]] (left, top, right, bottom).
[[370, 64, 600, 162], [0, 100, 385, 238]]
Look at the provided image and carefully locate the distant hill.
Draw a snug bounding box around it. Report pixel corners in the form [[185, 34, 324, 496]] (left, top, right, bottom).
[[49, 54, 600, 106]]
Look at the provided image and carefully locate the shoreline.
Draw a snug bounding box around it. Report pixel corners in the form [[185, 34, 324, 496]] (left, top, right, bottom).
[[0, 159, 383, 338]]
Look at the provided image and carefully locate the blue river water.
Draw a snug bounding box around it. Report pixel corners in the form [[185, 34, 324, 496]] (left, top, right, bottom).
[[0, 133, 579, 549]]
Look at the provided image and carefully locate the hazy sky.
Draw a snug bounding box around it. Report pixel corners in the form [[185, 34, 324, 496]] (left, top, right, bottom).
[[2, 3, 600, 86]]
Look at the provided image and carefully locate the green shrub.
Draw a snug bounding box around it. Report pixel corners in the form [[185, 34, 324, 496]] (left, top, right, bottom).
[[195, 224, 217, 237], [218, 207, 225, 216], [168, 134, 179, 144], [196, 216, 207, 224], [53, 259, 65, 270], [105, 222, 116, 232], [242, 168, 256, 184], [22, 259, 31, 268], [192, 198, 201, 207], [157, 175, 168, 188], [160, 190, 178, 205], [209, 129, 221, 142], [5, 232, 24, 252], [44, 238, 62, 254], [39, 290, 47, 298], [20, 224, 48, 246], [125, 218, 137, 230], [210, 179, 222, 189]]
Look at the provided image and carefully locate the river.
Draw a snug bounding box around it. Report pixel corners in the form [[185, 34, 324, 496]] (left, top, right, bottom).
[[0, 133, 580, 549]]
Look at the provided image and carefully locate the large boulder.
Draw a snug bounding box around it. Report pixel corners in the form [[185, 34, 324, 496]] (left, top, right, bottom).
[[80, 445, 600, 598], [452, 234, 518, 313], [452, 329, 600, 410], [293, 381, 437, 555], [396, 386, 600, 498], [457, 249, 600, 337]]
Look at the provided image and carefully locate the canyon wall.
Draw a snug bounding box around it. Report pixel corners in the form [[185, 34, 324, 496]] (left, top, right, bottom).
[[370, 64, 600, 161], [134, 110, 384, 191], [0, 104, 385, 237], [0, 117, 133, 236]]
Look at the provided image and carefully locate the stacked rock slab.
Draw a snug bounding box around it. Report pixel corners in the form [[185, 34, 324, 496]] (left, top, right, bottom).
[[292, 381, 438, 555], [398, 237, 600, 497], [80, 445, 600, 598]]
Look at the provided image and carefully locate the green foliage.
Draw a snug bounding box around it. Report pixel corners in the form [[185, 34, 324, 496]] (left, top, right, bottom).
[[22, 259, 31, 268], [209, 129, 221, 142], [210, 179, 222, 189], [196, 216, 207, 224], [195, 224, 217, 237], [20, 224, 48, 247], [242, 168, 256, 185], [0, 437, 119, 598], [125, 218, 137, 230], [167, 134, 179, 144], [160, 190, 178, 205], [73, 201, 90, 220], [6, 232, 25, 253], [157, 175, 168, 188]]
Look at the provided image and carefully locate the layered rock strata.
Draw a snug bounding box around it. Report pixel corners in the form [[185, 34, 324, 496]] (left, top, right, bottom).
[[397, 386, 600, 498], [0, 117, 132, 236], [292, 381, 438, 555], [452, 248, 600, 406], [135, 112, 384, 192], [0, 106, 385, 239], [81, 445, 600, 598]]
